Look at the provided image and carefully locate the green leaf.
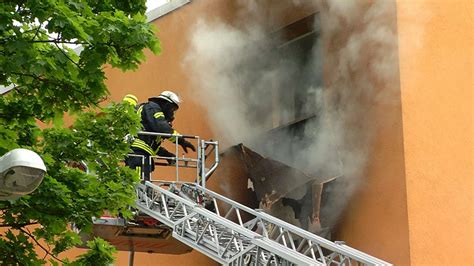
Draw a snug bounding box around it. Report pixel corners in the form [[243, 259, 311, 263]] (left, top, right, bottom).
[[69, 238, 116, 266], [53, 112, 64, 128]]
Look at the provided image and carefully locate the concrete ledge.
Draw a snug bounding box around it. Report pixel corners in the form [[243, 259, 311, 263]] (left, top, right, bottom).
[[146, 0, 191, 22]]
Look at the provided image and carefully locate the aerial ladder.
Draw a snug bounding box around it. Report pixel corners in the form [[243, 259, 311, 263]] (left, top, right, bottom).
[[93, 131, 392, 265]]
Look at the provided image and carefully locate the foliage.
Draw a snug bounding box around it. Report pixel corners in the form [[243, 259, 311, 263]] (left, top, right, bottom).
[[68, 238, 117, 266], [0, 0, 159, 264], [0, 0, 160, 118]]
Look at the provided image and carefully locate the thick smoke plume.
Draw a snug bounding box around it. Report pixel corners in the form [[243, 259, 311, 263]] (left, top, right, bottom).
[[185, 0, 401, 229]]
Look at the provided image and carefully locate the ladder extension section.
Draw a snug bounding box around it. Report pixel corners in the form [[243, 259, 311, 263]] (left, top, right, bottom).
[[135, 182, 392, 266]]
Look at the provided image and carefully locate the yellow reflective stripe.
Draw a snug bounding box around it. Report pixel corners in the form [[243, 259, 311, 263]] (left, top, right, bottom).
[[136, 166, 141, 177], [131, 139, 155, 155], [132, 143, 154, 155], [123, 98, 136, 106], [136, 105, 143, 116], [169, 130, 179, 143], [123, 94, 138, 106], [153, 112, 165, 119], [125, 94, 138, 102]]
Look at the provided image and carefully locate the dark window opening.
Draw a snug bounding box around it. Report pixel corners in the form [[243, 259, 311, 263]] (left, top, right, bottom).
[[273, 13, 323, 128], [249, 13, 325, 172]]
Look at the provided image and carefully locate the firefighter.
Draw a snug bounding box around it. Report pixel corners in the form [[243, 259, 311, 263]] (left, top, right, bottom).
[[125, 91, 196, 181]]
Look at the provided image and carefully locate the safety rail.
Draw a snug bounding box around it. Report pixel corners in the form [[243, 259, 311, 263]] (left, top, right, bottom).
[[128, 131, 219, 185], [135, 181, 392, 266]]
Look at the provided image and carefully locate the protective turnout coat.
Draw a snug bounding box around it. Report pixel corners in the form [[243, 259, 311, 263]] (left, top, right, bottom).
[[131, 101, 178, 157]]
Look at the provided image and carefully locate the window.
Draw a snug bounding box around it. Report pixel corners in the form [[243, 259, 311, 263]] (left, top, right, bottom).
[[273, 13, 323, 127], [248, 13, 324, 167]]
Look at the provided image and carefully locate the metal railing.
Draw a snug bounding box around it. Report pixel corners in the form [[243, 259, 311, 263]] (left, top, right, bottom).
[[127, 131, 219, 185]]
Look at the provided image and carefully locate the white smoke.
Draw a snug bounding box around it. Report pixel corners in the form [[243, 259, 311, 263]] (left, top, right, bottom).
[[185, 0, 403, 228], [185, 18, 282, 147]]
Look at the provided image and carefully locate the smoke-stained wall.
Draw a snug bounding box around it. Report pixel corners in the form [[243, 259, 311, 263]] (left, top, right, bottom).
[[317, 1, 410, 263], [185, 0, 404, 233], [186, 0, 321, 148]]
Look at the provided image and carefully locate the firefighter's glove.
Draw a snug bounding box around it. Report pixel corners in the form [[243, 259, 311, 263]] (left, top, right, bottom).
[[179, 139, 196, 153], [158, 148, 176, 165]]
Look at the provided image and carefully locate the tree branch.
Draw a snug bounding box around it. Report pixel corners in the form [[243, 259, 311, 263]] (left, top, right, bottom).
[[12, 85, 23, 93], [30, 23, 44, 42], [10, 71, 97, 105], [10, 71, 42, 79], [18, 227, 66, 264], [0, 222, 38, 228], [54, 42, 83, 71], [29, 39, 89, 45], [24, 227, 51, 261]]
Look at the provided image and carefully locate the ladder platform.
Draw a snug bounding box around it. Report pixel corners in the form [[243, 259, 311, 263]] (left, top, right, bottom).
[[80, 216, 192, 254]]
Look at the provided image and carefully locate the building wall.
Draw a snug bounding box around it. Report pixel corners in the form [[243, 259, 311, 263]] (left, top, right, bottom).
[[332, 0, 472, 265], [58, 0, 472, 265], [317, 0, 410, 264], [397, 0, 472, 264], [99, 0, 405, 265]]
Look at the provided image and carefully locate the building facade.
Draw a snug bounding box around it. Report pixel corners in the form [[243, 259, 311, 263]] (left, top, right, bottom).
[[62, 0, 472, 265]]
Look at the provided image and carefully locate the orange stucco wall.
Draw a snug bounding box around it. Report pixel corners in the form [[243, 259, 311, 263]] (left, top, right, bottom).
[[317, 1, 472, 265], [318, 0, 411, 264], [37, 0, 472, 265], [397, 0, 473, 264]]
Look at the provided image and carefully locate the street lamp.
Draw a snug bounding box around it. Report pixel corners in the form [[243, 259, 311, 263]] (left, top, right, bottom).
[[0, 148, 46, 200]]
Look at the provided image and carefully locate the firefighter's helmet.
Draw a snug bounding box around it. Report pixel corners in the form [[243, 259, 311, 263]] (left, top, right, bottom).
[[149, 91, 181, 108], [122, 94, 138, 106]]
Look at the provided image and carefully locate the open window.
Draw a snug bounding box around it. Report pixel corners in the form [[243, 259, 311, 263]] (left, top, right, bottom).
[[272, 13, 323, 128]]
